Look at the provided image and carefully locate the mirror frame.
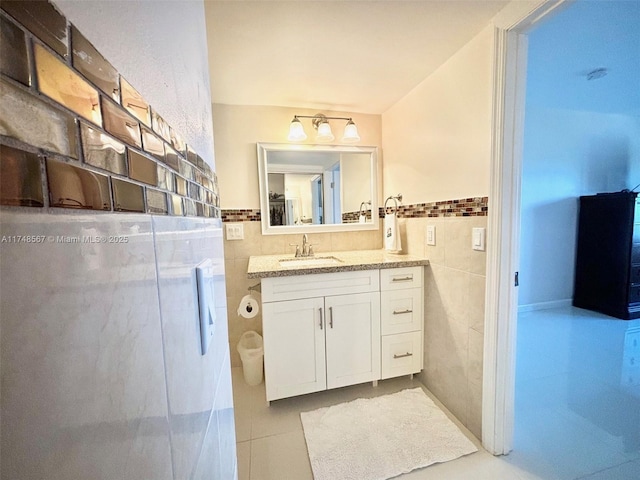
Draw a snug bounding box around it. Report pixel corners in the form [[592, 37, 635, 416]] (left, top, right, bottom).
[[257, 142, 379, 235]]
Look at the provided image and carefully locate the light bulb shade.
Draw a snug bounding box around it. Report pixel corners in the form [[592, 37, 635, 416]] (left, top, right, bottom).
[[342, 119, 360, 142], [316, 121, 334, 142], [287, 117, 307, 141]]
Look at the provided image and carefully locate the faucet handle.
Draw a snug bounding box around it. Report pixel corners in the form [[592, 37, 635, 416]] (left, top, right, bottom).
[[288, 243, 301, 257], [307, 243, 320, 256]]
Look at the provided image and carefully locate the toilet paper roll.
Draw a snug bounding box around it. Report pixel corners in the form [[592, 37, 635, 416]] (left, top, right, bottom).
[[237, 294, 259, 318]]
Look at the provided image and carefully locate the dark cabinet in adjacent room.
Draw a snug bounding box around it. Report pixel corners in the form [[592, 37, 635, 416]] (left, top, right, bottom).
[[574, 191, 640, 320]]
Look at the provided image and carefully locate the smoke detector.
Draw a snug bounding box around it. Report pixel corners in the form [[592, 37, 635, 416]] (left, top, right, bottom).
[[586, 68, 608, 81]]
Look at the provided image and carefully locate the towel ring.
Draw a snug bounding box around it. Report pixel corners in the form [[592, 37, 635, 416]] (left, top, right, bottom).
[[359, 200, 371, 216], [384, 194, 403, 213]]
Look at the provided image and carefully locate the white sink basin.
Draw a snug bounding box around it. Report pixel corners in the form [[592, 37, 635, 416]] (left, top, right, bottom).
[[278, 256, 343, 268]]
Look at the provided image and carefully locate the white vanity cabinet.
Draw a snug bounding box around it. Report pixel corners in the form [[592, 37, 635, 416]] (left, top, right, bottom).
[[380, 266, 424, 379], [260, 265, 424, 401], [262, 270, 380, 402]]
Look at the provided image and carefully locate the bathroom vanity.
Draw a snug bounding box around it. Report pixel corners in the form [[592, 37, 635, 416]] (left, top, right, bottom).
[[247, 250, 428, 401]]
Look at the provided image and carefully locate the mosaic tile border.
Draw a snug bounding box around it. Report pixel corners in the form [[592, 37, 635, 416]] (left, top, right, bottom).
[[381, 197, 489, 218], [0, 0, 219, 218], [221, 209, 261, 223], [221, 197, 489, 223]]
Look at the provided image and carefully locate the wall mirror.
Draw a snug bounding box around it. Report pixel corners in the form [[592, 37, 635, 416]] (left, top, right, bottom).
[[257, 143, 379, 235]]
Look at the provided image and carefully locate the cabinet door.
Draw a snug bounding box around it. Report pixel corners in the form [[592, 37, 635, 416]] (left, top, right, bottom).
[[325, 292, 380, 389], [263, 297, 326, 401]]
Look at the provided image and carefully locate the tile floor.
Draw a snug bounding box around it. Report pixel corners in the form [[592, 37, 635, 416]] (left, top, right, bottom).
[[504, 306, 640, 480], [231, 369, 536, 480], [231, 306, 640, 480]]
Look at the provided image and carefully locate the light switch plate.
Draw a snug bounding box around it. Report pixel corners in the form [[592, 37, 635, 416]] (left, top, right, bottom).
[[196, 259, 216, 355], [226, 223, 244, 240], [472, 227, 485, 251], [426, 225, 436, 246]]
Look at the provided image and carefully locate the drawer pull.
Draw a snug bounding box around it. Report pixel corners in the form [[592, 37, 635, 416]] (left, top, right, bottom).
[[319, 307, 323, 330], [392, 276, 413, 282], [329, 306, 333, 328], [393, 352, 413, 359], [393, 309, 413, 315]]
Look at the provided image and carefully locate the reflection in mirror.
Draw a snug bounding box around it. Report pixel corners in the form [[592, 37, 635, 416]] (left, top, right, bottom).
[[257, 143, 378, 234]]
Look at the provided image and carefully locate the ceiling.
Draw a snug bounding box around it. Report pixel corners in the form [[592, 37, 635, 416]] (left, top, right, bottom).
[[526, 0, 640, 116], [204, 0, 508, 114]]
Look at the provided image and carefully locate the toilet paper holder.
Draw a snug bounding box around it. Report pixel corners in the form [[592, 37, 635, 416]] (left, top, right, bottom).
[[248, 283, 261, 294]]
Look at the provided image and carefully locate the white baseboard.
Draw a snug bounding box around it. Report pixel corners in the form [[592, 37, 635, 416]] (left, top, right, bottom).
[[518, 299, 572, 313]]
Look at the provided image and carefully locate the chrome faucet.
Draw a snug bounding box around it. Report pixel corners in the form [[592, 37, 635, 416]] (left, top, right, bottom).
[[290, 234, 315, 257]]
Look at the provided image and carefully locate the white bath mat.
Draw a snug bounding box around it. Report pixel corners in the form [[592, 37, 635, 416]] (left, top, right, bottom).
[[300, 388, 477, 480]]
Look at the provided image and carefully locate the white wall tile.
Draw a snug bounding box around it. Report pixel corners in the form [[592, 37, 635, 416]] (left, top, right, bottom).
[[0, 211, 172, 480]]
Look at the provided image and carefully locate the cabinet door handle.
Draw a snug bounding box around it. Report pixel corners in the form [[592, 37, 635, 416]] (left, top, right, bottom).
[[392, 309, 413, 315], [319, 307, 323, 330], [393, 352, 413, 359], [392, 276, 413, 282], [329, 306, 333, 328]]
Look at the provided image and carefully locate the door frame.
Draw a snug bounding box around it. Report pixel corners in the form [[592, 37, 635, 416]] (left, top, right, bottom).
[[482, 0, 571, 455]]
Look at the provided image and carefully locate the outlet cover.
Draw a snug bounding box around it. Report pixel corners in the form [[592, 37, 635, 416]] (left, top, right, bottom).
[[426, 225, 436, 246], [226, 223, 244, 240]]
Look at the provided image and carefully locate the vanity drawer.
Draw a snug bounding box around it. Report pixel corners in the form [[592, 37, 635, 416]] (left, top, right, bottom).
[[262, 269, 379, 303], [380, 266, 423, 291], [381, 288, 423, 335], [381, 331, 423, 379]]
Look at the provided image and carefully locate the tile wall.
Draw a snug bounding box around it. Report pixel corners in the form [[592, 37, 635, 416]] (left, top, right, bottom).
[[0, 1, 235, 479], [402, 215, 487, 440], [0, 0, 220, 217]]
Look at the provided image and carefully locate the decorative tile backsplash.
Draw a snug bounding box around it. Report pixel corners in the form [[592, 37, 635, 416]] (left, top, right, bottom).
[[384, 197, 489, 218], [221, 209, 261, 223], [0, 0, 219, 218], [221, 197, 488, 223]]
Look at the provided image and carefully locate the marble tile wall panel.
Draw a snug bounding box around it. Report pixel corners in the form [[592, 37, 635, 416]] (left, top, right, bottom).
[[0, 211, 173, 480], [192, 355, 236, 480], [151, 216, 230, 480]]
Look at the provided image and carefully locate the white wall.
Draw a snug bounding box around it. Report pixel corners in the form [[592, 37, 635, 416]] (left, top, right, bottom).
[[518, 0, 640, 307], [212, 104, 382, 209], [519, 109, 639, 306], [382, 25, 494, 204], [341, 153, 372, 213]]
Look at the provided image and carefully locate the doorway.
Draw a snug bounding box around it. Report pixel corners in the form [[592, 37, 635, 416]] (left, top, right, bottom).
[[484, 0, 640, 464]]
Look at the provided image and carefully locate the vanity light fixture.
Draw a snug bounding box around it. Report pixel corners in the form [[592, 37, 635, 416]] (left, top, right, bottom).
[[287, 114, 361, 143]]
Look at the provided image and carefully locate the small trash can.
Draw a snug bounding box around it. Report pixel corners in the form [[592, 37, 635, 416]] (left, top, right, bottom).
[[237, 331, 264, 386]]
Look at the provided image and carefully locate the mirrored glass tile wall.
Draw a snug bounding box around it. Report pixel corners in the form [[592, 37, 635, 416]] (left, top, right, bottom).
[[0, 0, 219, 218]]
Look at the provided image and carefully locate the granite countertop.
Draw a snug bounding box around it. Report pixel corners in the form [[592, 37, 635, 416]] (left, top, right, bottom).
[[247, 249, 429, 279]]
